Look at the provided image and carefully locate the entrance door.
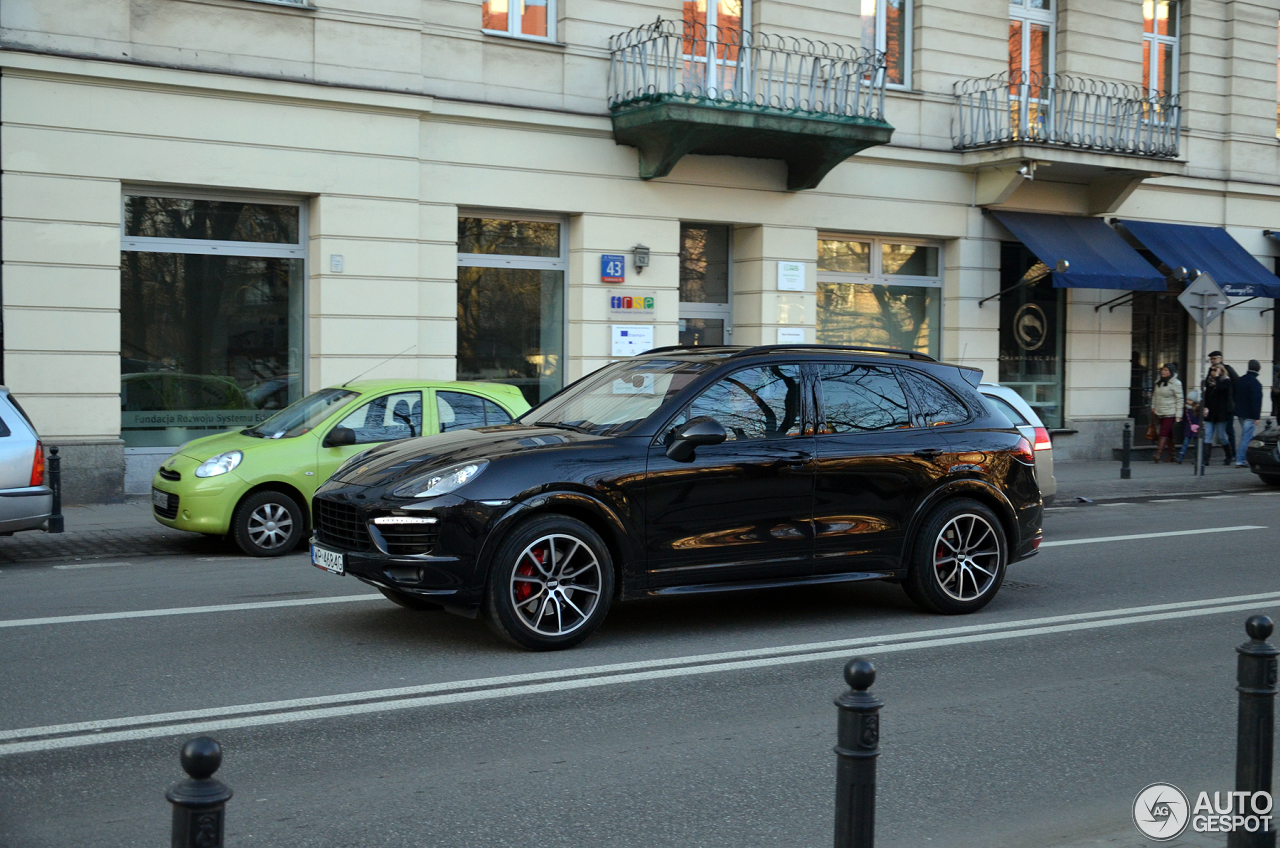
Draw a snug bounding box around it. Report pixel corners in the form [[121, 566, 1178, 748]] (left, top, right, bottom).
[[679, 223, 732, 346], [1129, 290, 1189, 428]]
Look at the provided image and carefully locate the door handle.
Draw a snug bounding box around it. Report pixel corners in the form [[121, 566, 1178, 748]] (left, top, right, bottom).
[[785, 459, 808, 468], [913, 448, 943, 458]]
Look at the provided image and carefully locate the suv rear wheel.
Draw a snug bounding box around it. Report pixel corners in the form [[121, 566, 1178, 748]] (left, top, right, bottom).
[[905, 498, 1007, 615], [484, 515, 614, 651]]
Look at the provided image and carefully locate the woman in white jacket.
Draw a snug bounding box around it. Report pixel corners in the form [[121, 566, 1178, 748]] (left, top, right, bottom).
[[1150, 363, 1184, 463]]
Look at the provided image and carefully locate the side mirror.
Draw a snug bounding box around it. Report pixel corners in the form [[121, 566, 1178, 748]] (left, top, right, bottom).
[[323, 426, 357, 448], [665, 416, 727, 462]]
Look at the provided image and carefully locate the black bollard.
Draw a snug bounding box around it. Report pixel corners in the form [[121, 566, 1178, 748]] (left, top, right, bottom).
[[834, 659, 882, 848], [46, 446, 64, 534], [1121, 423, 1131, 480], [167, 736, 232, 848], [1229, 616, 1279, 848]]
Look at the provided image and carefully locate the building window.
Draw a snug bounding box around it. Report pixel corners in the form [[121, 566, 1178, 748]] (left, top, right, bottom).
[[457, 215, 566, 405], [861, 1, 910, 87], [1009, 0, 1054, 137], [816, 235, 941, 357], [119, 194, 306, 448], [679, 224, 732, 346], [998, 243, 1065, 429], [482, 0, 554, 42], [1142, 0, 1179, 97]]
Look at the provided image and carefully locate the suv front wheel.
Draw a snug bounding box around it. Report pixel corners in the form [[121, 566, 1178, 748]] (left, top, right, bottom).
[[905, 498, 1006, 615]]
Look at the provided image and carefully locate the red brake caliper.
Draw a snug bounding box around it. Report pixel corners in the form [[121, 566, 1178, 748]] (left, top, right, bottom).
[[514, 548, 544, 602]]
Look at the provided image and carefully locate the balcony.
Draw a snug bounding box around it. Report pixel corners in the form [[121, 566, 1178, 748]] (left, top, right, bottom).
[[607, 19, 894, 191], [952, 71, 1185, 213]]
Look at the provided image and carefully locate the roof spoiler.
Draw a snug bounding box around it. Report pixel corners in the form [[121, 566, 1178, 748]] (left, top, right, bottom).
[[957, 366, 983, 388]]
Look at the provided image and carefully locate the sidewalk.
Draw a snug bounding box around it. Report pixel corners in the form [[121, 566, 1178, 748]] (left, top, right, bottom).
[[0, 459, 1274, 565]]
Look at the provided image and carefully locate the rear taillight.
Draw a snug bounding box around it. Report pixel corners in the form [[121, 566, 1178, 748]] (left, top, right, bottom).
[[1033, 426, 1052, 451], [30, 441, 45, 487], [1011, 436, 1035, 465]]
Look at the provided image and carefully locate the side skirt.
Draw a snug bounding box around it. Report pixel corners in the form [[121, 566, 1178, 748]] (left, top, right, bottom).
[[647, 570, 898, 597]]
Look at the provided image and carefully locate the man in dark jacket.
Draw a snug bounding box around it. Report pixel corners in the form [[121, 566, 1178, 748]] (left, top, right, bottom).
[[1234, 359, 1264, 467], [1206, 351, 1238, 460]]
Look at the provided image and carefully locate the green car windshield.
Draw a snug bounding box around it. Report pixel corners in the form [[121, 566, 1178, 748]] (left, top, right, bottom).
[[524, 358, 716, 435], [244, 388, 359, 439]]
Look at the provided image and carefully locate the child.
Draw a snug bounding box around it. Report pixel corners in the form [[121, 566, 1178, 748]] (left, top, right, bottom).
[[1176, 389, 1201, 464]]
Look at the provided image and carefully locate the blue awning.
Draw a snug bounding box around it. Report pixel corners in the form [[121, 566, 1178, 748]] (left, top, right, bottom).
[[989, 211, 1166, 291], [1119, 219, 1280, 298]]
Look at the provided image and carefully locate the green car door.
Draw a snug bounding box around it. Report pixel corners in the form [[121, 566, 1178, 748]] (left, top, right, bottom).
[[315, 389, 430, 491]]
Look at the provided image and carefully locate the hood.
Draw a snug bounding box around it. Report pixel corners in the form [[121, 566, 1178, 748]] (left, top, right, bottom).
[[175, 429, 270, 461], [331, 425, 598, 488]]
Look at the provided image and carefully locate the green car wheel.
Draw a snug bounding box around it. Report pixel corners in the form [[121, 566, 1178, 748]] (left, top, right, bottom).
[[232, 490, 305, 557]]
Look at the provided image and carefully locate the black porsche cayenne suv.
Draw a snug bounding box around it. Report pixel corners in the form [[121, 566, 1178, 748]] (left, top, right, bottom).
[[310, 345, 1043, 650]]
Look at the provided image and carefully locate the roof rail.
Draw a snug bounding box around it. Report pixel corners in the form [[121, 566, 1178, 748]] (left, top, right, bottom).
[[729, 344, 937, 362], [639, 344, 937, 362]]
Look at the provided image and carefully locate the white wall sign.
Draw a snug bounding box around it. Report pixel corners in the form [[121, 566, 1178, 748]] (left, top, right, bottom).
[[777, 261, 805, 291], [330, 254, 344, 273], [611, 324, 654, 357], [777, 327, 806, 344]]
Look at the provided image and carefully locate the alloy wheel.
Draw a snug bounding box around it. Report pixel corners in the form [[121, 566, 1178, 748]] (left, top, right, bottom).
[[508, 533, 603, 636], [246, 502, 295, 551], [932, 513, 1002, 602]]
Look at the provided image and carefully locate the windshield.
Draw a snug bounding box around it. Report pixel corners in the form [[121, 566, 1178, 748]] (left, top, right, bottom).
[[522, 358, 717, 435], [245, 388, 358, 439]]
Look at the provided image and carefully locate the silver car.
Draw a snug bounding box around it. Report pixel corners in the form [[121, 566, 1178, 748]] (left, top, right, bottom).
[[979, 382, 1057, 503], [0, 387, 53, 534]]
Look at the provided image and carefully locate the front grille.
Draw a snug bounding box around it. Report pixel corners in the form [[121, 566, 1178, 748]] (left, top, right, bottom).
[[374, 522, 439, 556], [158, 467, 181, 482], [154, 493, 179, 520], [313, 499, 372, 552]]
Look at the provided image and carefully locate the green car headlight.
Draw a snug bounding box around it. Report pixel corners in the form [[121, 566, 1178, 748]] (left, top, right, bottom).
[[194, 451, 243, 478]]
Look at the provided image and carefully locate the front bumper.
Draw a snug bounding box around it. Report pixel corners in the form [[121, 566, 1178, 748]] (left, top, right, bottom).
[[150, 466, 242, 536], [310, 487, 509, 612], [1246, 442, 1280, 474]]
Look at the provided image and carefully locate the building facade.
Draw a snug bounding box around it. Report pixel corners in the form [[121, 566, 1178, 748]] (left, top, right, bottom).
[[3, 0, 1280, 501]]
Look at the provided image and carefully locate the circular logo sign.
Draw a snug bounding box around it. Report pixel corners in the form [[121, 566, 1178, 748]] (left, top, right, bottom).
[[1133, 783, 1190, 841], [1013, 303, 1048, 352]]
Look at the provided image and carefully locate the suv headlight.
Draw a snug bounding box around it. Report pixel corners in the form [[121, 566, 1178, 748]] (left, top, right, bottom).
[[194, 451, 243, 478], [392, 461, 488, 499]]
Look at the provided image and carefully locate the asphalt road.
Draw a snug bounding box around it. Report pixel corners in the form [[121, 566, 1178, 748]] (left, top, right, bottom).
[[2, 491, 1279, 847]]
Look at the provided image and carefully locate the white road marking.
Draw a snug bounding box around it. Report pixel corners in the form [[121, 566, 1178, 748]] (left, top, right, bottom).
[[1251, 492, 1280, 496], [52, 562, 131, 570], [4, 590, 1280, 755], [1040, 525, 1266, 548], [1149, 499, 1183, 503], [0, 594, 382, 629], [1097, 502, 1133, 507], [1202, 495, 1239, 499]]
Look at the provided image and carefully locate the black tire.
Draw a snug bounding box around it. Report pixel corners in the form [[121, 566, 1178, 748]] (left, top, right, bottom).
[[905, 498, 1007, 615], [377, 586, 443, 611], [231, 490, 306, 557], [1259, 473, 1280, 487], [484, 515, 615, 651]]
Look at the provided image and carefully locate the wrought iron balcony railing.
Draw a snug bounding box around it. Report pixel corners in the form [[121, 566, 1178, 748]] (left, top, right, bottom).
[[953, 71, 1180, 158], [607, 18, 887, 121]]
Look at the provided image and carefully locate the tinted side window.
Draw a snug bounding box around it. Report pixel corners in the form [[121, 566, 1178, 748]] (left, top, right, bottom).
[[985, 395, 1028, 426], [900, 370, 970, 427], [684, 365, 803, 441], [437, 391, 488, 432], [817, 364, 910, 433], [0, 411, 10, 438], [481, 397, 513, 426], [335, 391, 423, 444]]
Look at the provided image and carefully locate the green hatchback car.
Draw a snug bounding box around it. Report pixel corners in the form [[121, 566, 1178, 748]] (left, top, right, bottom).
[[150, 379, 530, 556]]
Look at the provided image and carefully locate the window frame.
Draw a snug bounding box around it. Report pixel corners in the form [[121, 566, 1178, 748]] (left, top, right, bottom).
[[119, 188, 310, 449], [816, 233, 943, 358], [897, 367, 975, 429], [863, 0, 913, 91], [679, 221, 734, 346], [1142, 0, 1180, 98], [482, 0, 557, 44]]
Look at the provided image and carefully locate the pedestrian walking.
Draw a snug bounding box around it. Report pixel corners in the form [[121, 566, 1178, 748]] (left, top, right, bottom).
[[1207, 351, 1238, 459], [1176, 389, 1201, 464], [1150, 363, 1183, 463], [1202, 363, 1235, 466], [1234, 359, 1264, 467]]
